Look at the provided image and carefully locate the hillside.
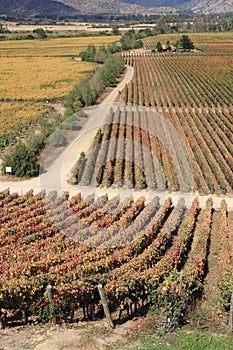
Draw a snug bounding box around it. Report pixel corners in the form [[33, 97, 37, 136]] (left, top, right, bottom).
[[122, 0, 233, 14], [60, 0, 232, 15], [0, 0, 232, 19], [58, 0, 176, 16], [0, 0, 79, 19], [184, 0, 233, 14]]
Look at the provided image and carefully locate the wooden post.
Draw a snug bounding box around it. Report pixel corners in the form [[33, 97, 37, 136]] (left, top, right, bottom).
[[46, 285, 54, 321], [229, 291, 233, 330], [97, 284, 114, 329], [0, 310, 7, 329], [46, 285, 53, 303]]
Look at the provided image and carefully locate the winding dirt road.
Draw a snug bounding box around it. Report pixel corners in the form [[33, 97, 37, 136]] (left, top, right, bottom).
[[0, 65, 233, 209]]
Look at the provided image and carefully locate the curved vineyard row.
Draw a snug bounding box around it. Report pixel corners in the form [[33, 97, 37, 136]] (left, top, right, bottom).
[[0, 189, 232, 325]]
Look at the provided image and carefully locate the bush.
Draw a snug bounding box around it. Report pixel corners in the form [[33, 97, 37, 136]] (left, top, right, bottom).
[[39, 292, 74, 324], [1, 140, 39, 177], [48, 130, 66, 147]]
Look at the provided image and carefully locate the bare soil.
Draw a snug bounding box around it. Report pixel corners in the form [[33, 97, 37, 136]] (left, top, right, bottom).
[[0, 318, 137, 350]]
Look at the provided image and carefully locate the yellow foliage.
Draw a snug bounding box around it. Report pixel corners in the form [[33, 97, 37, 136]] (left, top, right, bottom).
[[0, 36, 119, 133], [0, 103, 51, 135], [0, 56, 95, 100]]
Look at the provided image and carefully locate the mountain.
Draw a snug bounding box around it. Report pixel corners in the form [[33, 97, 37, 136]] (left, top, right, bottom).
[[121, 0, 188, 7], [182, 0, 233, 14], [0, 0, 232, 20], [59, 0, 233, 15], [0, 0, 79, 19], [58, 0, 176, 16], [121, 0, 233, 13]]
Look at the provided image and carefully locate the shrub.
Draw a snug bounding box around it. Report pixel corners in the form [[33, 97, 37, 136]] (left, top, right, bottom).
[[48, 130, 66, 147]]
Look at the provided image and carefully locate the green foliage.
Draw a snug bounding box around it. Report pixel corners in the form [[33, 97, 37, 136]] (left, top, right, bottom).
[[33, 28, 47, 40], [48, 130, 66, 147], [176, 35, 194, 50], [60, 115, 76, 130], [94, 47, 107, 63], [0, 111, 75, 178], [73, 152, 86, 184], [217, 271, 233, 309], [157, 288, 187, 333], [99, 55, 124, 86], [140, 332, 233, 350], [79, 44, 96, 62], [65, 54, 124, 115], [156, 41, 162, 52], [107, 42, 121, 54], [39, 293, 74, 324], [120, 30, 143, 50], [93, 128, 103, 146], [112, 24, 120, 35], [64, 76, 99, 114], [1, 140, 40, 177]]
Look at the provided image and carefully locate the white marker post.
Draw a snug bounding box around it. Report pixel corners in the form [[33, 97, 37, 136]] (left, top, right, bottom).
[[5, 166, 12, 175]]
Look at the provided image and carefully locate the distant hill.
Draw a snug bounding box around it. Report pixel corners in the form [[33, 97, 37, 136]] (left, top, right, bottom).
[[121, 0, 188, 7], [121, 0, 233, 13], [60, 0, 233, 15], [0, 0, 79, 19], [58, 0, 176, 16], [0, 0, 232, 20]]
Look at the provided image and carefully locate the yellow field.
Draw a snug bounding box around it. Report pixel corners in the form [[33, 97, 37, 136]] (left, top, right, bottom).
[[0, 36, 120, 101], [0, 36, 120, 57], [1, 56, 95, 100], [0, 102, 51, 136], [0, 36, 120, 139]]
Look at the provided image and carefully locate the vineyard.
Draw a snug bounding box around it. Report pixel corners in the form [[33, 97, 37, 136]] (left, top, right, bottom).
[[0, 32, 233, 335], [109, 38, 233, 195], [0, 36, 119, 151], [0, 188, 233, 327], [143, 32, 233, 55], [0, 102, 52, 139], [75, 106, 194, 192]]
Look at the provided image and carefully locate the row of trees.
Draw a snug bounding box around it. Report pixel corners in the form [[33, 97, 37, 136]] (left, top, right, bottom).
[[65, 54, 124, 117], [151, 14, 233, 34], [79, 29, 155, 62]]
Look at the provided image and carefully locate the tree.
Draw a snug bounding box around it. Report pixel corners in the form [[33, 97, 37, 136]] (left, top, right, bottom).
[[48, 130, 66, 147], [112, 25, 120, 35], [79, 45, 96, 62], [166, 40, 170, 48], [33, 28, 47, 40], [156, 41, 162, 52], [1, 140, 39, 177], [177, 35, 194, 50], [94, 48, 107, 63]]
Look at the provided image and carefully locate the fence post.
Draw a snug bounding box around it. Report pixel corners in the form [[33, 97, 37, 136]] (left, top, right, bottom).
[[46, 284, 54, 321], [0, 310, 7, 329], [229, 291, 233, 330], [46, 285, 53, 303], [98, 284, 114, 329]]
